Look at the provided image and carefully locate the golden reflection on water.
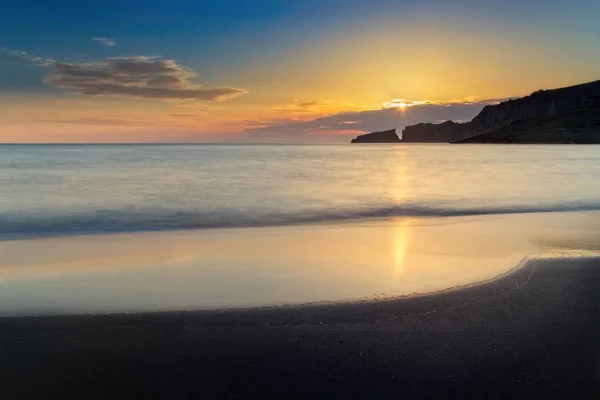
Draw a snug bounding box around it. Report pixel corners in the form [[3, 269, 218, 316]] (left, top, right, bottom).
[[389, 147, 415, 278], [389, 146, 414, 205], [392, 218, 413, 277]]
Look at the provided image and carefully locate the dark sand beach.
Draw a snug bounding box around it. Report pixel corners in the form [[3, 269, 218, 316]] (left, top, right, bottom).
[[1, 256, 600, 399]]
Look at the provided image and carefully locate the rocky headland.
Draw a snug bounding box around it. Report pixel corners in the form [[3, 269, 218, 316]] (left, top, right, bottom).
[[352, 80, 600, 144]]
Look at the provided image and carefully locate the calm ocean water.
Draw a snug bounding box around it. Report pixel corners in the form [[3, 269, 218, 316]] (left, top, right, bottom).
[[2, 143, 600, 315], [1, 144, 600, 239]]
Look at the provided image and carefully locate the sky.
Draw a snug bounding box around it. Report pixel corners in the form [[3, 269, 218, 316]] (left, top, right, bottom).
[[1, 0, 599, 143]]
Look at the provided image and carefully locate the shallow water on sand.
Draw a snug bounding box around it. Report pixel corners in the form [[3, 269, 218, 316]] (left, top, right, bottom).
[[1, 212, 598, 316]]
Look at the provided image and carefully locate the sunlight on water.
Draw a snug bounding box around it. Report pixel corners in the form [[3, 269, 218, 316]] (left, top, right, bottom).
[[392, 218, 413, 277], [1, 144, 600, 238], [390, 150, 414, 277]]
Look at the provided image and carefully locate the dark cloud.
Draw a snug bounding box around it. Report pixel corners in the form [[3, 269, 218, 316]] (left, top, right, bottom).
[[246, 102, 496, 141], [92, 37, 116, 47], [43, 57, 247, 101]]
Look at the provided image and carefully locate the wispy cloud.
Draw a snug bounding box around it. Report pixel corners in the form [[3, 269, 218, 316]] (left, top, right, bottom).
[[38, 116, 184, 127], [0, 48, 55, 66], [43, 56, 247, 101], [268, 99, 363, 115], [269, 100, 327, 114], [108, 55, 160, 61], [92, 37, 116, 47]]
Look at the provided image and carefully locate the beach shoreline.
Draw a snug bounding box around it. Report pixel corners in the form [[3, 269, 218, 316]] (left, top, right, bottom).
[[2, 256, 599, 399]]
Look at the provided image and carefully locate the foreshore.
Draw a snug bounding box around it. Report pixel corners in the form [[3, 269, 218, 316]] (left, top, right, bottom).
[[2, 256, 599, 399]]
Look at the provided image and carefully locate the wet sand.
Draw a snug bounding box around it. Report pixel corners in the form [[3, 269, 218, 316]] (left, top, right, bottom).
[[1, 256, 600, 399]]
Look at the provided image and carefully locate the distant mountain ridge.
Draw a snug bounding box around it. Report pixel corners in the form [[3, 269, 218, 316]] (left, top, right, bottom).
[[400, 80, 600, 143]]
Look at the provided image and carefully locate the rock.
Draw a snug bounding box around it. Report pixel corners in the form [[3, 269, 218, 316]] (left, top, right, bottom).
[[351, 129, 400, 143], [401, 79, 600, 143], [401, 120, 474, 143], [455, 110, 600, 144]]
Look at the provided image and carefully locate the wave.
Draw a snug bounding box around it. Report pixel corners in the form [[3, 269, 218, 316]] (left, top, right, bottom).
[[2, 202, 600, 239]]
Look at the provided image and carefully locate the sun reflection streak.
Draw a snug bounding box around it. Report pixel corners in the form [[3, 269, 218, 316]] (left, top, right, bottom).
[[393, 218, 413, 277], [390, 146, 415, 277]]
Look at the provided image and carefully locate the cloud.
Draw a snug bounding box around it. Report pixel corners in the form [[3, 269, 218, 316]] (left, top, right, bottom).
[[269, 100, 325, 113], [245, 101, 494, 141], [0, 48, 55, 66], [43, 57, 248, 101], [38, 116, 184, 127], [268, 99, 358, 114], [460, 96, 516, 105], [2, 47, 246, 102], [108, 55, 160, 61], [92, 37, 116, 47], [243, 117, 304, 127]]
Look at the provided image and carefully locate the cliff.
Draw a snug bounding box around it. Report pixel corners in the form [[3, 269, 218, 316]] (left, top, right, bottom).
[[401, 120, 475, 143], [401, 79, 600, 143], [351, 129, 400, 143], [455, 110, 600, 144]]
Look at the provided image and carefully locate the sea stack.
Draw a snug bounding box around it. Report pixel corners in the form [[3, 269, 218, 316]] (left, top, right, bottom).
[[351, 129, 400, 143]]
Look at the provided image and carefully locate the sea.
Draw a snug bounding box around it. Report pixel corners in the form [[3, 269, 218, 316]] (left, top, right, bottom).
[[1, 144, 600, 316]]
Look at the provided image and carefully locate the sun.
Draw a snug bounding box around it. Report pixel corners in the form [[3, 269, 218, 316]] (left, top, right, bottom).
[[381, 99, 433, 110], [382, 99, 411, 109]]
